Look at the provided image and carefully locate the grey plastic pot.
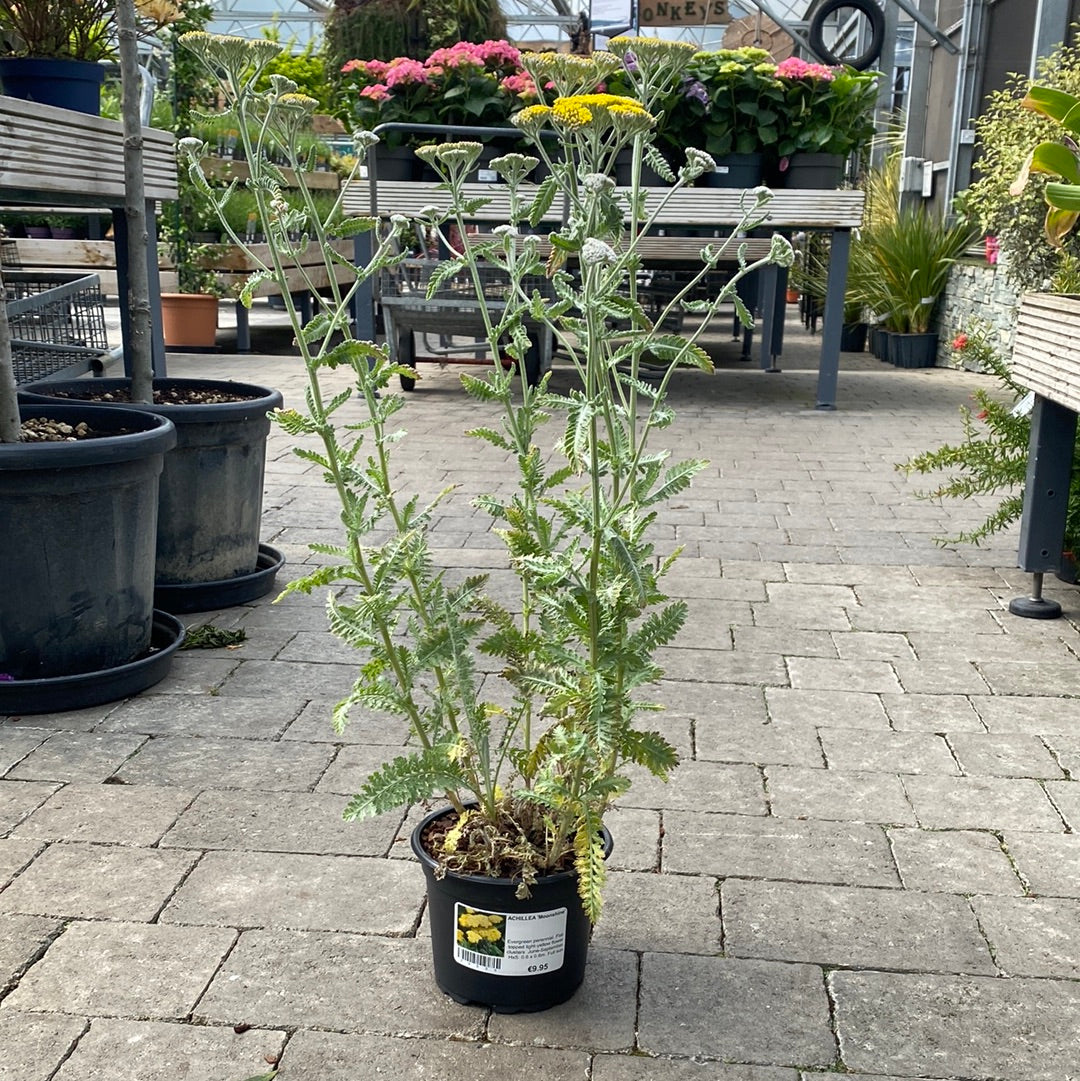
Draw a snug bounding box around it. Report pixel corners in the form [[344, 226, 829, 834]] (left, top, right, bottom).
[[0, 402, 176, 682], [21, 378, 284, 611]]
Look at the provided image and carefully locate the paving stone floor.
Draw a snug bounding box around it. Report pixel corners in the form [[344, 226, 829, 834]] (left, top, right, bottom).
[[4, 307, 1080, 1080]]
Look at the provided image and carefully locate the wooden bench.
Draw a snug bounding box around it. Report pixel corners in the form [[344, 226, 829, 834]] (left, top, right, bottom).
[[343, 177, 864, 406], [0, 95, 177, 377]]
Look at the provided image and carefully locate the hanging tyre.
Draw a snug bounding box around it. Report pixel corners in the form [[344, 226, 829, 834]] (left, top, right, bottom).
[[808, 0, 886, 70]]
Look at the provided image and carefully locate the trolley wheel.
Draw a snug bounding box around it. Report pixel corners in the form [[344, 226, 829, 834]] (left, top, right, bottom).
[[398, 328, 416, 392], [808, 0, 885, 70]]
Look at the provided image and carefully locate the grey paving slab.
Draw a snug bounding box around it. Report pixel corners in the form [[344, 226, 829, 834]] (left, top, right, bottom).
[[0, 913, 61, 991], [591, 870, 720, 954], [786, 657, 902, 694], [663, 811, 900, 887], [281, 697, 411, 745], [619, 761, 767, 814], [0, 843, 196, 921], [215, 658, 359, 699], [195, 930, 485, 1037], [99, 694, 305, 739], [976, 660, 1080, 696], [0, 781, 60, 834], [831, 969, 1080, 1080], [749, 600, 852, 631], [5, 733, 148, 783], [53, 1019, 286, 1081], [4, 921, 237, 1019], [151, 654, 241, 694], [11, 784, 195, 845], [280, 1030, 591, 1080], [723, 879, 995, 974], [277, 629, 369, 664], [764, 582, 859, 608], [487, 948, 637, 1051], [1043, 737, 1080, 777], [605, 806, 661, 871], [594, 1060, 796, 1081], [879, 692, 986, 732], [903, 775, 1066, 832], [161, 850, 423, 933], [0, 836, 41, 887], [732, 626, 837, 658], [973, 895, 1080, 978], [972, 694, 1080, 735], [638, 953, 835, 1066], [891, 658, 992, 695], [889, 827, 1024, 895], [0, 729, 50, 774], [113, 735, 335, 790], [766, 766, 917, 825], [694, 716, 825, 768], [832, 630, 913, 661], [160, 789, 402, 856], [765, 688, 890, 729], [948, 733, 1065, 778], [1005, 830, 1080, 896], [315, 743, 405, 795], [818, 728, 959, 774], [0, 1012, 87, 1081], [0, 704, 115, 732]]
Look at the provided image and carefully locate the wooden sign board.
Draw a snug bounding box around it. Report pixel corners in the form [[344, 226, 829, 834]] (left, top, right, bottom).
[[638, 0, 731, 27]]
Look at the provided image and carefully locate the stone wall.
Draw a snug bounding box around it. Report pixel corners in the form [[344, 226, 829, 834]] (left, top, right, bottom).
[[931, 256, 1020, 370]]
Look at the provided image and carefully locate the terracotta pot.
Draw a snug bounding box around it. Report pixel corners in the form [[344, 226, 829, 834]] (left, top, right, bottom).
[[160, 293, 218, 349]]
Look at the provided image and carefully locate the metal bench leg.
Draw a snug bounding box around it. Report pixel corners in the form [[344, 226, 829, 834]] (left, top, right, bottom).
[[1009, 395, 1077, 619], [816, 227, 851, 409], [758, 265, 780, 372], [235, 301, 251, 353]]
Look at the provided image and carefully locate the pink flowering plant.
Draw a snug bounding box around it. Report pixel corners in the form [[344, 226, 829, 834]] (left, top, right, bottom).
[[774, 56, 878, 161], [339, 39, 538, 147]]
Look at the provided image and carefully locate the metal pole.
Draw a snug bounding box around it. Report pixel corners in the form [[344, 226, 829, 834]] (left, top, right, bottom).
[[1031, 0, 1071, 74], [889, 0, 960, 53], [899, 0, 935, 212]]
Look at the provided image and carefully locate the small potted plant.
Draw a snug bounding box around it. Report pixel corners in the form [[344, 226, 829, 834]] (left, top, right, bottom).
[[773, 56, 879, 188], [178, 29, 791, 1012]]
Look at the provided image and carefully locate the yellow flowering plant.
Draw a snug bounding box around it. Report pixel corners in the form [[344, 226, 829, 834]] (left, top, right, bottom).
[[178, 32, 791, 923]]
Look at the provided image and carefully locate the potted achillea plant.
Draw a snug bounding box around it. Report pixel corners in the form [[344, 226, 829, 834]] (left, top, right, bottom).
[[179, 29, 790, 1011]]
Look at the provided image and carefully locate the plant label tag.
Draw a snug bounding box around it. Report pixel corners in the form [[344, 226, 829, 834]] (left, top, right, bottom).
[[715, 165, 730, 174], [477, 168, 499, 183], [453, 903, 567, 976]]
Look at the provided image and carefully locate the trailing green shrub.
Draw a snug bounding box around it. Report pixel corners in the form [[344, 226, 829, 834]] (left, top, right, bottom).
[[964, 36, 1080, 291]]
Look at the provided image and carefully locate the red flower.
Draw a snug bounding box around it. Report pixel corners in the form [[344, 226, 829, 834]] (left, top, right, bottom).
[[951, 333, 969, 351]]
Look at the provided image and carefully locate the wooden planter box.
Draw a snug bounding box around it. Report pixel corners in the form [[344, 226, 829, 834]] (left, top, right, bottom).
[[1012, 292, 1080, 411]]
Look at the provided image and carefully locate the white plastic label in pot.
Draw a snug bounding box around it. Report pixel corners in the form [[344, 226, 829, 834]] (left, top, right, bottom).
[[453, 903, 567, 976]]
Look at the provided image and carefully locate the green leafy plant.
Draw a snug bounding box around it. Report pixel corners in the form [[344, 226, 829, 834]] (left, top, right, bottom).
[[963, 37, 1080, 291], [774, 56, 879, 160], [899, 322, 1080, 558], [177, 31, 789, 922], [851, 206, 977, 333]]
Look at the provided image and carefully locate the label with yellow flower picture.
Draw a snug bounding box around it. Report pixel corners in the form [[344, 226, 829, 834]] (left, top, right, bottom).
[[453, 903, 568, 976]]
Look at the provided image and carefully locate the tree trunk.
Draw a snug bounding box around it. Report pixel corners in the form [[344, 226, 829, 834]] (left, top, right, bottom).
[[118, 0, 155, 403], [0, 266, 22, 442]]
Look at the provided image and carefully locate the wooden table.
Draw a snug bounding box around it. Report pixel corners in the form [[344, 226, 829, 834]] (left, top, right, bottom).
[[345, 178, 865, 408], [0, 95, 177, 377]]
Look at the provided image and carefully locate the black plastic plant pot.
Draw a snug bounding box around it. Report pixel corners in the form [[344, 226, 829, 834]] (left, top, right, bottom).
[[21, 378, 284, 610], [411, 805, 613, 1014], [0, 403, 176, 683]]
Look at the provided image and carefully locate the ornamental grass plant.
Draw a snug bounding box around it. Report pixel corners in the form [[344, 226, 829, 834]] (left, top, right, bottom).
[[178, 30, 790, 922]]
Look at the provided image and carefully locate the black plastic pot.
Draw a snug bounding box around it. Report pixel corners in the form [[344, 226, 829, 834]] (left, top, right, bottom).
[[781, 153, 845, 190], [840, 322, 868, 353], [0, 403, 176, 684], [889, 332, 939, 368], [21, 378, 284, 612], [702, 152, 764, 189], [411, 805, 613, 1013]]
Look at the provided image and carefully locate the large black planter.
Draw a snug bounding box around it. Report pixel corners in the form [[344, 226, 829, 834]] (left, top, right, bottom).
[[840, 322, 868, 352], [0, 403, 176, 692], [781, 153, 845, 189], [21, 378, 284, 612], [412, 805, 613, 1013], [889, 332, 939, 368], [0, 57, 105, 115]]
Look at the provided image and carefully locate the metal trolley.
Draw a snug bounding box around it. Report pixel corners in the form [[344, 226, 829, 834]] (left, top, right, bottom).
[[379, 254, 554, 393]]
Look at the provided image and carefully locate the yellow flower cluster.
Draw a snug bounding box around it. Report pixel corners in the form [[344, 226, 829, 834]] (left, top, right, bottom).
[[456, 909, 504, 946], [517, 94, 654, 137]]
